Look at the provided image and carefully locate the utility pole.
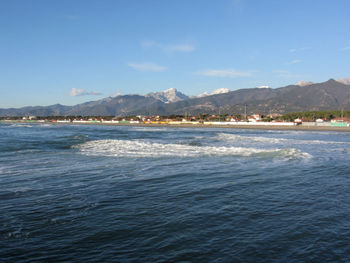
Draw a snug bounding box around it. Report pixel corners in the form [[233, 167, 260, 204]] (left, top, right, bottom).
[[244, 104, 247, 121], [341, 107, 344, 120]]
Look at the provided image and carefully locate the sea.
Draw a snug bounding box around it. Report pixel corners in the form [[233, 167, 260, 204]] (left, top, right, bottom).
[[1, 122, 350, 262]]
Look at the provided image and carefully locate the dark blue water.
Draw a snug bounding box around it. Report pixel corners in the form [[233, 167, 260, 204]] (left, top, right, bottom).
[[1, 123, 350, 262]]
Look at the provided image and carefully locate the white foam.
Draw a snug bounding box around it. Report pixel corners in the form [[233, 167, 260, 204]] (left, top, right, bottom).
[[216, 132, 350, 145], [302, 139, 350, 145], [277, 148, 312, 159], [127, 127, 171, 132], [217, 133, 286, 143], [73, 139, 311, 159], [9, 124, 34, 128]]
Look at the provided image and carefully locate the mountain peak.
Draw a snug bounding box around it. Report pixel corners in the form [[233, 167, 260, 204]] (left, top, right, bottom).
[[165, 87, 176, 92], [198, 88, 230, 97], [146, 88, 189, 103], [256, 85, 270, 89], [3, 77, 350, 117], [327, 78, 337, 83]]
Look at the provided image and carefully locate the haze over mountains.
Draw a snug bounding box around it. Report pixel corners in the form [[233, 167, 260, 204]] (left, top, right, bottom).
[[1, 78, 350, 117]]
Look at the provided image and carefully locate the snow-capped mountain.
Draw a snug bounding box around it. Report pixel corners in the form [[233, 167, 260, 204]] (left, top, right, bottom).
[[3, 78, 350, 117], [296, 80, 314, 86], [145, 88, 189, 103], [337, 77, 350, 85], [198, 88, 230, 97]]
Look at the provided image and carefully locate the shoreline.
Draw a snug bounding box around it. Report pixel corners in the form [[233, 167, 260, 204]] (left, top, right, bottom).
[[2, 120, 350, 132], [100, 123, 350, 132]]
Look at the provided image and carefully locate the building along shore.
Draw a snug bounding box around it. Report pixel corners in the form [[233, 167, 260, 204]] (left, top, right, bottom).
[[2, 119, 350, 132]]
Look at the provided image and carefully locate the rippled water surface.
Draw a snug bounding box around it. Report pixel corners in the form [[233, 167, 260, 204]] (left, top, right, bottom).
[[1, 123, 350, 262]]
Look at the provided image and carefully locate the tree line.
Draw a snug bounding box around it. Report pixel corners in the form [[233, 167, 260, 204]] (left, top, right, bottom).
[[280, 110, 350, 122]]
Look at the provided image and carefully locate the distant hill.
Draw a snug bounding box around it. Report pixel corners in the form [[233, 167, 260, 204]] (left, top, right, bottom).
[[139, 79, 350, 115], [256, 79, 350, 113], [66, 95, 162, 116], [1, 79, 350, 116], [0, 104, 71, 117], [0, 95, 162, 117]]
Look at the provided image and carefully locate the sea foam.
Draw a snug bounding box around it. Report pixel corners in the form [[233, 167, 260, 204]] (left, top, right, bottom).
[[216, 132, 350, 145], [216, 133, 286, 143], [74, 139, 311, 159]]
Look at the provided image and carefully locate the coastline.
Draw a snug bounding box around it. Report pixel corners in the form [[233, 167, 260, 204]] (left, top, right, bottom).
[[2, 120, 350, 132], [100, 123, 350, 132]]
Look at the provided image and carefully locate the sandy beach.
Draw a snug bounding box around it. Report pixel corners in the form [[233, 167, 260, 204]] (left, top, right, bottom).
[[2, 120, 350, 132], [50, 122, 350, 132]]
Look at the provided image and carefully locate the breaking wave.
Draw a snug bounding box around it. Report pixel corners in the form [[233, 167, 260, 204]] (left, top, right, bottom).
[[127, 127, 172, 132], [216, 133, 350, 145], [216, 133, 286, 143], [8, 124, 35, 128], [73, 139, 311, 159]]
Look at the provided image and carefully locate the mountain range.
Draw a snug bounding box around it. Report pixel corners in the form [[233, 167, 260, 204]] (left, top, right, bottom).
[[1, 78, 350, 117]]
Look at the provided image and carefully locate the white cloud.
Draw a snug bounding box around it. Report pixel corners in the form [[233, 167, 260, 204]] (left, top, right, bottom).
[[196, 69, 252, 78], [128, 62, 167, 72], [141, 40, 195, 53], [289, 47, 311, 52], [287, 59, 302, 65], [166, 44, 195, 52], [341, 46, 350, 51], [69, 88, 101, 96]]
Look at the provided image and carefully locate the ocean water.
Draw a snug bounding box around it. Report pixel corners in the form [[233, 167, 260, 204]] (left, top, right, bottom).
[[1, 123, 350, 262]]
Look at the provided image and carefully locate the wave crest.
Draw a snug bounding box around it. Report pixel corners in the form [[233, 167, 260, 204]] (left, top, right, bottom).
[[216, 133, 286, 143], [216, 132, 350, 145]]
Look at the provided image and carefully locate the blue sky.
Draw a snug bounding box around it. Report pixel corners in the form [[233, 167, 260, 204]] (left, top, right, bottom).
[[1, 0, 350, 108]]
